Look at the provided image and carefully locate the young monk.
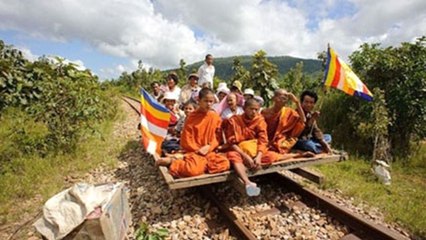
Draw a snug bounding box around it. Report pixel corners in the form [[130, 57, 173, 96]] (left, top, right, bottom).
[[261, 89, 314, 157], [156, 88, 230, 178], [224, 99, 269, 196], [161, 101, 197, 154]]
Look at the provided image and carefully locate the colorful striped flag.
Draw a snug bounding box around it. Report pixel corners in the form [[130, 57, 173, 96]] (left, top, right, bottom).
[[323, 47, 373, 101], [140, 88, 171, 155]]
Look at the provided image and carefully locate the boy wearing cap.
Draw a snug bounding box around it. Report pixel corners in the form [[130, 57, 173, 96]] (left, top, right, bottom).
[[161, 92, 184, 153]]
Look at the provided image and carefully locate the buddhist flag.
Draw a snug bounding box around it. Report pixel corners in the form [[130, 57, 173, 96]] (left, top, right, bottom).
[[323, 47, 373, 101], [140, 88, 170, 155]]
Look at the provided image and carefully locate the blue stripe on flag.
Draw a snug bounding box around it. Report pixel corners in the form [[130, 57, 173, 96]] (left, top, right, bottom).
[[354, 91, 373, 102], [140, 88, 170, 113], [322, 47, 332, 83]]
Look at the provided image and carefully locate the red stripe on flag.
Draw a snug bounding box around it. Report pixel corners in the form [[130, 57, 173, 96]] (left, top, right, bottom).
[[330, 57, 341, 88], [141, 108, 170, 129], [362, 84, 369, 94]]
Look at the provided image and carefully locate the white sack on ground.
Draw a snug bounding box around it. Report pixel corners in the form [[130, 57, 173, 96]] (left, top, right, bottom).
[[34, 183, 124, 240]]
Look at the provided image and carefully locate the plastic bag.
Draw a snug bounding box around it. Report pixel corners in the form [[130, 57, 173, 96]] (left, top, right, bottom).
[[373, 160, 391, 185]]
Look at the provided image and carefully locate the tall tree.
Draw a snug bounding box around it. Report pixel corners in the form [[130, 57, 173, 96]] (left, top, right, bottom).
[[177, 59, 187, 84], [281, 61, 304, 95], [249, 50, 279, 105], [231, 57, 250, 85]]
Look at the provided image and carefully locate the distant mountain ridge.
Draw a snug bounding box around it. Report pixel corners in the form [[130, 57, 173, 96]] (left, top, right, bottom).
[[175, 55, 322, 80]]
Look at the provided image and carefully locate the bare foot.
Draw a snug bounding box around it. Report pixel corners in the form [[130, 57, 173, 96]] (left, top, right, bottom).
[[153, 153, 161, 161], [155, 157, 172, 166], [300, 151, 315, 158]]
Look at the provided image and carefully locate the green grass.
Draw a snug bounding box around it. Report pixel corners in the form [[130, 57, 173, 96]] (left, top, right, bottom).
[[315, 146, 426, 238], [0, 101, 127, 226]]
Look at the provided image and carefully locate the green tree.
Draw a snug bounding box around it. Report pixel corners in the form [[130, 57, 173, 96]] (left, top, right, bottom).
[[177, 59, 187, 84], [281, 61, 304, 95], [112, 65, 164, 94], [231, 57, 250, 85], [0, 40, 42, 112], [353, 88, 391, 162], [249, 50, 279, 105]]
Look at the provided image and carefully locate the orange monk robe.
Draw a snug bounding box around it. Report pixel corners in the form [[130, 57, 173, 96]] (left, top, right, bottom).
[[224, 114, 278, 164], [262, 107, 305, 154], [169, 109, 230, 178]]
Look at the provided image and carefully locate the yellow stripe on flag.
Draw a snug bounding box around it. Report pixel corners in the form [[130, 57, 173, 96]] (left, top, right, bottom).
[[141, 97, 170, 121]]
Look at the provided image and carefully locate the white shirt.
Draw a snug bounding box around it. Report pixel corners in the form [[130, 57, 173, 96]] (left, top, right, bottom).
[[165, 86, 181, 101], [197, 63, 215, 88], [221, 106, 244, 119]]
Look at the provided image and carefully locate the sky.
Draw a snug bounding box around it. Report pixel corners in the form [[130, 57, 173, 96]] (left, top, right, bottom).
[[0, 0, 425, 80]]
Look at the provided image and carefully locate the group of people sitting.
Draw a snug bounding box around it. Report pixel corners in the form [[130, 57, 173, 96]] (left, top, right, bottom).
[[150, 71, 332, 196]]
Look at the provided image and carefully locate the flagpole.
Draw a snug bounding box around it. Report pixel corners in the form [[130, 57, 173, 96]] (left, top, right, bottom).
[[308, 43, 329, 140]]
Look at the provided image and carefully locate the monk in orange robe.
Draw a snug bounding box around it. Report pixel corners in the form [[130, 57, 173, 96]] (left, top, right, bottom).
[[261, 89, 314, 158], [156, 88, 230, 178], [225, 99, 278, 195]]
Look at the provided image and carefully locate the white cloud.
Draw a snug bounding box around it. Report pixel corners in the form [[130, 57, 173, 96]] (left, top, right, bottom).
[[0, 0, 209, 69], [1, 0, 425, 78], [15, 46, 86, 71]]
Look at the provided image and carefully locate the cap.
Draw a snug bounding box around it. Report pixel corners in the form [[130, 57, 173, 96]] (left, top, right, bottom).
[[243, 88, 255, 96], [232, 80, 242, 91], [254, 95, 264, 106], [188, 73, 199, 80], [217, 87, 230, 95], [163, 91, 178, 102], [217, 82, 227, 89], [216, 82, 230, 95]]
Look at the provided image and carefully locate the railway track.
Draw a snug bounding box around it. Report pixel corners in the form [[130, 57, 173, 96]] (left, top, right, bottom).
[[122, 95, 409, 240]]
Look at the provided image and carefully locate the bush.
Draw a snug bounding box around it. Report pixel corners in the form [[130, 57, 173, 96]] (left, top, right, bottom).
[[27, 57, 115, 151], [0, 108, 48, 173], [0, 40, 117, 155]]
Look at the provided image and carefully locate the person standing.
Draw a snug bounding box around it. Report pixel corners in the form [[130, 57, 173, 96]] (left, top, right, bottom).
[[197, 54, 215, 88]]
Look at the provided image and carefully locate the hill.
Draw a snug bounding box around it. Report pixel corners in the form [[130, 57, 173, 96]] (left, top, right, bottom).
[[180, 55, 322, 80]]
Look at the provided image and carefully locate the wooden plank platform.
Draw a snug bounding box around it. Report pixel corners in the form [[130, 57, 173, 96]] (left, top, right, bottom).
[[158, 153, 346, 190]]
